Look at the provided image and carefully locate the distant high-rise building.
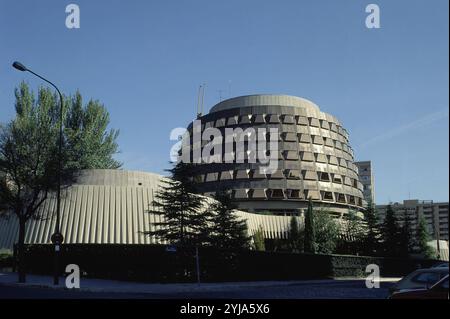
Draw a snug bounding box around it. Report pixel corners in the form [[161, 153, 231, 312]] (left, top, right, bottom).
[[355, 161, 375, 204], [376, 200, 449, 257]]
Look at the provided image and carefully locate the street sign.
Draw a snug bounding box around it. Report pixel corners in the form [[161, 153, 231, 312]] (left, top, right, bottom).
[[165, 245, 177, 253]]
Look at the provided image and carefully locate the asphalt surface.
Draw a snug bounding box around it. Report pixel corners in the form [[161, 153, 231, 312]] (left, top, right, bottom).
[[0, 280, 394, 299]]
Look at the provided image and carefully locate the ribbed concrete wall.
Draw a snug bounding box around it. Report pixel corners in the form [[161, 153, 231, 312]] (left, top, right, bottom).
[[0, 169, 297, 251]]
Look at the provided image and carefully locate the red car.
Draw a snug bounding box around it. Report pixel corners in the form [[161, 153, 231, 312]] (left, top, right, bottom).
[[390, 274, 449, 299]]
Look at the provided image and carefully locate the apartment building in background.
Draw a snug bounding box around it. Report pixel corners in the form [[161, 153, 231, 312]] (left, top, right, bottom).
[[376, 200, 449, 258], [355, 161, 375, 205]]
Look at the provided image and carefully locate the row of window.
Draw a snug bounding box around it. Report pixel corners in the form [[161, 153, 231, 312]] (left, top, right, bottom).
[[195, 132, 354, 159], [197, 149, 358, 173], [198, 169, 361, 188], [216, 188, 363, 206], [202, 114, 350, 140]]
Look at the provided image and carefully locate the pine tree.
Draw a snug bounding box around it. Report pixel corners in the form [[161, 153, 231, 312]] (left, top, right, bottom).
[[381, 205, 401, 257], [144, 162, 207, 247], [416, 214, 434, 259], [399, 212, 414, 257], [304, 199, 316, 253], [363, 199, 381, 256], [208, 191, 250, 250]]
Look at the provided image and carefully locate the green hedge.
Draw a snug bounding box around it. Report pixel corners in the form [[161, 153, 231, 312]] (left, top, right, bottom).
[[18, 244, 438, 283]]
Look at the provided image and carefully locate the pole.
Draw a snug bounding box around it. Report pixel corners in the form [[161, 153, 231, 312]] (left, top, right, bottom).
[[54, 89, 63, 285], [195, 246, 201, 284], [26, 69, 64, 285]]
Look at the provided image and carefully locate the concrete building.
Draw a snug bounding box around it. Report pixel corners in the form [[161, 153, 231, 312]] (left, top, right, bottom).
[[355, 161, 375, 204], [184, 94, 365, 216], [0, 169, 301, 251], [376, 200, 449, 258]]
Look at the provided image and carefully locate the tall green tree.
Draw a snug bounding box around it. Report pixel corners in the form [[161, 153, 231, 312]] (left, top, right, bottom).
[[288, 215, 303, 252], [362, 199, 381, 256], [340, 210, 365, 255], [381, 205, 402, 257], [64, 91, 121, 169], [0, 83, 120, 283], [207, 191, 250, 250], [416, 214, 434, 259], [399, 212, 414, 257], [314, 209, 340, 254], [303, 199, 316, 253], [144, 162, 208, 247]]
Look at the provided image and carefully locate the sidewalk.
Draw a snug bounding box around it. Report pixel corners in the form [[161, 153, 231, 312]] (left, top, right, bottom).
[[0, 272, 402, 295]]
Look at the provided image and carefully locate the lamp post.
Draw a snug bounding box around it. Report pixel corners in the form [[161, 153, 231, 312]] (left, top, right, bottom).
[[12, 61, 64, 285]]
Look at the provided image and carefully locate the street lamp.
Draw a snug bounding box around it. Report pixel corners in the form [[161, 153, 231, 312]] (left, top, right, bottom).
[[12, 61, 64, 285]]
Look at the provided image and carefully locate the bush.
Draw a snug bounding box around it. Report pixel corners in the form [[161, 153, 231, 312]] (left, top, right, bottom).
[[20, 244, 439, 283], [0, 251, 14, 269]]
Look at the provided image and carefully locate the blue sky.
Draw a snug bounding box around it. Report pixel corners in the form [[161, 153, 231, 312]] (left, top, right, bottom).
[[0, 0, 448, 204]]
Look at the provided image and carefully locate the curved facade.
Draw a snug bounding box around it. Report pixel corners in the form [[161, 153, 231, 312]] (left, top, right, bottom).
[[185, 94, 365, 216], [0, 169, 297, 251]]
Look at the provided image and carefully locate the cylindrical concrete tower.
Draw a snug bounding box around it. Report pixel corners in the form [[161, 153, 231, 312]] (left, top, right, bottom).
[[184, 94, 365, 216]]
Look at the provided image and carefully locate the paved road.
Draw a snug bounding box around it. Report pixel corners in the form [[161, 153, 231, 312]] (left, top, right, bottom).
[[0, 280, 394, 299]]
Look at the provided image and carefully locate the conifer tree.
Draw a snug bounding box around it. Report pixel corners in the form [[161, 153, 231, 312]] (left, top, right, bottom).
[[363, 199, 381, 256], [399, 212, 414, 257], [145, 162, 207, 247], [303, 199, 316, 253], [289, 215, 302, 252], [381, 205, 402, 257], [208, 191, 250, 250], [416, 214, 434, 259]]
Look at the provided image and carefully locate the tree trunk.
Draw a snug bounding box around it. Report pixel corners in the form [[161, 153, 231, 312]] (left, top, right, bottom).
[[17, 217, 26, 283]]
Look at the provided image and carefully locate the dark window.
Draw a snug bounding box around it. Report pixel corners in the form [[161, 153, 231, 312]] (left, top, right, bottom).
[[320, 172, 330, 181], [323, 192, 333, 201]]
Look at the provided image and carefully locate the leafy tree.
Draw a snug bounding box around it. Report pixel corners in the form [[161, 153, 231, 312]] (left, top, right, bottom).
[[288, 215, 303, 252], [64, 91, 121, 169], [362, 199, 381, 256], [340, 210, 365, 255], [144, 162, 208, 247], [314, 209, 340, 254], [303, 199, 316, 253], [253, 225, 266, 251], [416, 214, 434, 259], [0, 83, 121, 283], [381, 205, 402, 257], [207, 191, 250, 250]]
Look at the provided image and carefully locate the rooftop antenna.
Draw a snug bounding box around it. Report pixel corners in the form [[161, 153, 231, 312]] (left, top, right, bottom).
[[196, 85, 202, 118], [228, 80, 232, 98], [218, 89, 223, 102], [200, 83, 206, 116]]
